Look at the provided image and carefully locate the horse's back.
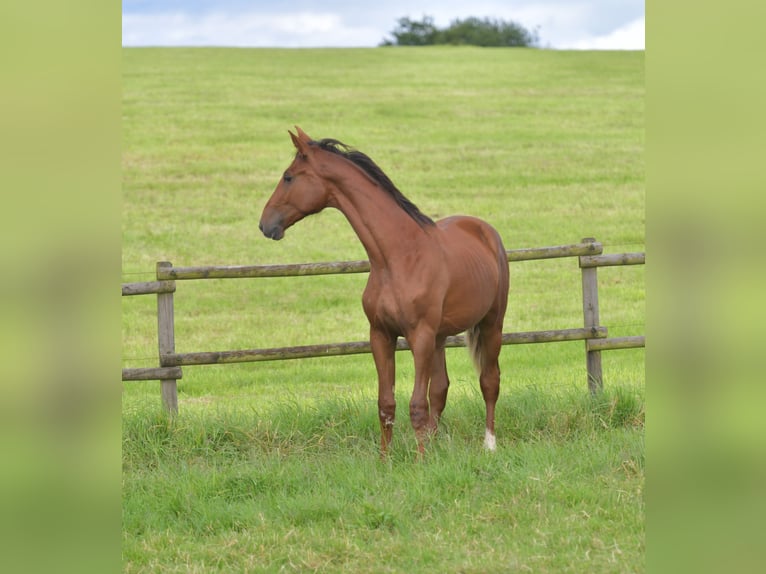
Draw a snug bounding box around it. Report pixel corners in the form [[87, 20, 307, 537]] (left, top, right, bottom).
[[436, 215, 508, 268]]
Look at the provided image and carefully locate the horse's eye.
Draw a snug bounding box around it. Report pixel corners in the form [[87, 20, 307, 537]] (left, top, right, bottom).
[[283, 173, 293, 183]]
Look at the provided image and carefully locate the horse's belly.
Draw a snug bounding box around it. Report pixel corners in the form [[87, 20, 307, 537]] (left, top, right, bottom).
[[439, 292, 493, 335]]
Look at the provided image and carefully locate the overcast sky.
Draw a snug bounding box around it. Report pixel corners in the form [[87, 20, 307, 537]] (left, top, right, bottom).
[[123, 1, 644, 50]]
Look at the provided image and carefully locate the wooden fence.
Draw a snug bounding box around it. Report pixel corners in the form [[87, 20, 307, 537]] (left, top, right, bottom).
[[122, 238, 645, 412]]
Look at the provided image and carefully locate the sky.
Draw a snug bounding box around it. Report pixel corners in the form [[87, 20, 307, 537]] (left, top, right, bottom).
[[123, 1, 644, 50]]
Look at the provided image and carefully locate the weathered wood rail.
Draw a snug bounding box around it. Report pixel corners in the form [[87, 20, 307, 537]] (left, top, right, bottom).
[[121, 238, 645, 412]]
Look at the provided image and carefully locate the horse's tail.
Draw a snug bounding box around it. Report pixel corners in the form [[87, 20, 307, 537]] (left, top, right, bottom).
[[465, 324, 484, 375]]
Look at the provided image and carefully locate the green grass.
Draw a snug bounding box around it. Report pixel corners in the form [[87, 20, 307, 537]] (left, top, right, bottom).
[[123, 384, 643, 573], [122, 47, 644, 572]]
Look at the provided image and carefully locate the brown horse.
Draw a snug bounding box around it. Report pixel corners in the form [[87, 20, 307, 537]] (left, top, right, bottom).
[[259, 127, 509, 456]]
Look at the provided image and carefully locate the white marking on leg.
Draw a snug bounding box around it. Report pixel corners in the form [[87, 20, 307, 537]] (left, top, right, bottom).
[[484, 428, 496, 451], [380, 411, 394, 427]]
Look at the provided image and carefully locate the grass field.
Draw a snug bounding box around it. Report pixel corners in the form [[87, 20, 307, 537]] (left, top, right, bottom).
[[122, 47, 644, 572]]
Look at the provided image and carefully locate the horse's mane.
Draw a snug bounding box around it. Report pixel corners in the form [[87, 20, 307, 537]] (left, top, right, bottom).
[[311, 138, 435, 227]]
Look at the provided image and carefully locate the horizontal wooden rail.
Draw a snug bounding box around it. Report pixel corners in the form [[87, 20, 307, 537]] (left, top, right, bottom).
[[506, 241, 602, 262], [579, 252, 645, 268], [497, 326, 607, 346], [122, 366, 183, 381], [586, 335, 645, 351], [156, 241, 604, 281], [157, 259, 372, 280], [121, 280, 176, 296], [162, 326, 607, 367]]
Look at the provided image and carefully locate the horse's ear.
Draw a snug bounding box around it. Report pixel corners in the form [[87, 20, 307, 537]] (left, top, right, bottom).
[[287, 126, 311, 156], [289, 128, 310, 157], [295, 126, 312, 143]]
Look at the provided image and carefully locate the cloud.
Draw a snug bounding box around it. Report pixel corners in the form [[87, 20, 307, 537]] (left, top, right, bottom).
[[559, 16, 644, 50], [122, 11, 380, 47]]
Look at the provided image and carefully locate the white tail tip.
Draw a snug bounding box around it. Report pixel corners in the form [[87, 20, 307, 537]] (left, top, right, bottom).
[[484, 428, 497, 451]]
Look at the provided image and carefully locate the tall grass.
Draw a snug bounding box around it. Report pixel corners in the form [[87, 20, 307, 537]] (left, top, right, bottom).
[[123, 384, 643, 573]]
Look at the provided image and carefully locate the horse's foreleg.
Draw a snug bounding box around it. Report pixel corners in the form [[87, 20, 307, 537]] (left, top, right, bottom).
[[428, 345, 450, 423], [408, 328, 437, 456], [370, 327, 396, 458]]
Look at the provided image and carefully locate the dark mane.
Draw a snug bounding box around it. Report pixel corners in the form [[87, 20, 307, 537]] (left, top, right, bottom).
[[311, 138, 435, 227]]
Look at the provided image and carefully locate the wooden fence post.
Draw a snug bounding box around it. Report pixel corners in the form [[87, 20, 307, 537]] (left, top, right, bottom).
[[156, 261, 178, 413], [580, 238, 603, 393]]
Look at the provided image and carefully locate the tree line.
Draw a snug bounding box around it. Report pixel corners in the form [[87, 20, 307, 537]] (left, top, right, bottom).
[[381, 15, 539, 48]]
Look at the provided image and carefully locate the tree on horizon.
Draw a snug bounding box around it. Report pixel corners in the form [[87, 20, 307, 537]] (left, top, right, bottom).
[[381, 15, 539, 47]]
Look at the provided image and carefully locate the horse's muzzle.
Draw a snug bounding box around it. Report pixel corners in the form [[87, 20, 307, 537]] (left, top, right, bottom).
[[259, 218, 284, 241]]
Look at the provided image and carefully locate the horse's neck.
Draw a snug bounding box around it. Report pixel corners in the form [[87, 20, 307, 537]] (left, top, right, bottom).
[[327, 168, 427, 269]]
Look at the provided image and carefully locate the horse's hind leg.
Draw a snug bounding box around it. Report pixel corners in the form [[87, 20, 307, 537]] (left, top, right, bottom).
[[429, 344, 450, 423], [477, 326, 502, 451]]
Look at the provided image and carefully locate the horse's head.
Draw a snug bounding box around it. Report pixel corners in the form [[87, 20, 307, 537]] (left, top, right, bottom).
[[259, 126, 330, 241]]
